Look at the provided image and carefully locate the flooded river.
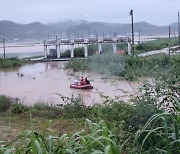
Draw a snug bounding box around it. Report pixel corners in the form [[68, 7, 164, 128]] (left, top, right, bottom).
[[0, 61, 142, 106]]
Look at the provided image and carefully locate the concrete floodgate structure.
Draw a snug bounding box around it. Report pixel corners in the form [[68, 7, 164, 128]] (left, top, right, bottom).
[[43, 36, 132, 60]]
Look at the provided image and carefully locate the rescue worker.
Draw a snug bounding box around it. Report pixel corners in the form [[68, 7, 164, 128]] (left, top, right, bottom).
[[80, 77, 86, 85], [85, 78, 90, 85]]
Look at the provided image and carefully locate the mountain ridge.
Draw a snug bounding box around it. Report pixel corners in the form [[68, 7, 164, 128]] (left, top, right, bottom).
[[0, 20, 178, 40]]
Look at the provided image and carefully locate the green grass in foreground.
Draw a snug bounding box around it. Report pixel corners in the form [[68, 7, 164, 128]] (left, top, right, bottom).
[[0, 58, 23, 68]]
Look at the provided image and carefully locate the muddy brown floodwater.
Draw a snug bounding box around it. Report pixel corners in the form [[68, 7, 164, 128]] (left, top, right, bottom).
[[0, 61, 149, 106]]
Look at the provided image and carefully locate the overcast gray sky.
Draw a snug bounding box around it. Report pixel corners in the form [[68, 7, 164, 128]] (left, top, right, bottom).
[[1, 0, 179, 26]]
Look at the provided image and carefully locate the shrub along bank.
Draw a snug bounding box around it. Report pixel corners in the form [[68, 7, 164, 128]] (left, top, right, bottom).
[[0, 58, 23, 68], [60, 47, 85, 58]]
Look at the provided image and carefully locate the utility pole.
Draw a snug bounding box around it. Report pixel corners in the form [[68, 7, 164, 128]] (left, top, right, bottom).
[[117, 28, 119, 36], [60, 31, 62, 39], [173, 28, 176, 37], [178, 12, 180, 45], [3, 38, 6, 58], [95, 30, 98, 37], [56, 36, 58, 52], [48, 32, 49, 40], [88, 31, 90, 38], [169, 26, 171, 56], [81, 32, 83, 38], [124, 28, 127, 36], [130, 9, 134, 55], [138, 29, 141, 43]]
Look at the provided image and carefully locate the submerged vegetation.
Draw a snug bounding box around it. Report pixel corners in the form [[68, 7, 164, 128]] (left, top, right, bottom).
[[65, 54, 180, 80], [0, 58, 23, 68]]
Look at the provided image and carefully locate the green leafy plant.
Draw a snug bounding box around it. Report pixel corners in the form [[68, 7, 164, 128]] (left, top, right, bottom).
[[0, 119, 122, 154], [0, 58, 23, 68], [135, 110, 180, 153], [33, 102, 50, 111], [11, 103, 29, 114], [0, 95, 12, 112]]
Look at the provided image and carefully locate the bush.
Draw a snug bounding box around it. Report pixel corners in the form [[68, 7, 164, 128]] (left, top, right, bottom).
[[31, 109, 57, 118], [123, 54, 180, 80], [62, 101, 91, 118], [60, 47, 85, 58], [90, 53, 125, 76], [125, 82, 163, 133], [11, 103, 29, 114], [60, 49, 71, 58], [74, 47, 84, 57], [33, 102, 50, 110], [57, 94, 92, 118], [65, 58, 90, 71], [91, 101, 134, 143], [134, 112, 180, 153], [32, 102, 58, 118], [0, 95, 12, 112], [0, 58, 23, 68], [88, 44, 98, 56]]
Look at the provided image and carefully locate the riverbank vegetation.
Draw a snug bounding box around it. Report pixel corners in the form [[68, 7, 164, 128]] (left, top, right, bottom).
[[135, 37, 179, 54], [65, 54, 180, 80], [0, 58, 23, 68], [60, 47, 85, 58], [0, 69, 179, 153]]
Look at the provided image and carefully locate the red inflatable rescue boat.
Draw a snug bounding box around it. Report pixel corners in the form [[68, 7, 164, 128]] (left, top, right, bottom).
[[70, 84, 93, 89]]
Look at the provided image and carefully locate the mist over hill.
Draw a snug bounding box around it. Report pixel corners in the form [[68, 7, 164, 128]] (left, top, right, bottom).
[[0, 20, 178, 41]]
